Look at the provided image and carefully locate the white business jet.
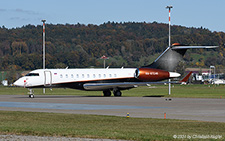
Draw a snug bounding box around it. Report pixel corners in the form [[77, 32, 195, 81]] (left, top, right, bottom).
[[14, 43, 217, 98]]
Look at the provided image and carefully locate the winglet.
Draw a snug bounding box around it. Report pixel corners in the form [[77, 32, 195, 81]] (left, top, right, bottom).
[[179, 71, 192, 84]]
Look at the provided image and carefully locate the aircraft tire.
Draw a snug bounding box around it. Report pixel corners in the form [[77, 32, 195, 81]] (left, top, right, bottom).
[[113, 90, 122, 97], [29, 94, 34, 98], [103, 90, 111, 97]]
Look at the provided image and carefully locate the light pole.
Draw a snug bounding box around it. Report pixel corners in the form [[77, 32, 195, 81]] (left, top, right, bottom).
[[166, 6, 173, 47], [100, 55, 109, 68], [42, 20, 46, 70], [166, 5, 173, 95], [42, 19, 46, 94]]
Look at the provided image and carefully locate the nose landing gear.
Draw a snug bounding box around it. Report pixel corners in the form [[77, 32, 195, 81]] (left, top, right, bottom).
[[28, 89, 34, 98]]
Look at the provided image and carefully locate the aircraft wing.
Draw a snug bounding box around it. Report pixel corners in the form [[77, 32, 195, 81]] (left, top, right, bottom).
[[83, 81, 178, 91]]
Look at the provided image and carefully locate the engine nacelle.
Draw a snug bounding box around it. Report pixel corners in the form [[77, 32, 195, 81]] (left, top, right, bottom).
[[135, 68, 178, 81]]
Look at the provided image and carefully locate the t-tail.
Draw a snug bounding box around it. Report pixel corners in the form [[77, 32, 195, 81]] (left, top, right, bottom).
[[142, 43, 218, 72]]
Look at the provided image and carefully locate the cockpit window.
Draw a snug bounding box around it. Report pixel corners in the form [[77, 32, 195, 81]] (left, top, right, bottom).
[[25, 73, 39, 76]]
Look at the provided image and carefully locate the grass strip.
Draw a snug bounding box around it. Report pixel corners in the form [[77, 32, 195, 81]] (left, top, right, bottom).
[[0, 111, 224, 140], [1, 84, 225, 99]]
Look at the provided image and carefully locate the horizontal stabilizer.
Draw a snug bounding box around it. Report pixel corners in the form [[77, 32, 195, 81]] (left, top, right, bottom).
[[172, 46, 218, 50]]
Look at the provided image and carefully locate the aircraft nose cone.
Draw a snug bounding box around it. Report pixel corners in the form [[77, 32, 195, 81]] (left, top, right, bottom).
[[13, 80, 20, 86], [13, 78, 25, 87]]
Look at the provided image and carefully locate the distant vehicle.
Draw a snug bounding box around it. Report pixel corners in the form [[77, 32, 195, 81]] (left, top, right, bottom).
[[1, 80, 8, 86], [212, 79, 225, 85], [14, 43, 217, 98]]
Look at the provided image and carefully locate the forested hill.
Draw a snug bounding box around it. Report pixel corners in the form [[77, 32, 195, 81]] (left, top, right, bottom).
[[0, 22, 225, 71]]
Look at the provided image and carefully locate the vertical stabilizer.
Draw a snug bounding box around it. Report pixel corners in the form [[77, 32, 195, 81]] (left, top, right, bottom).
[[142, 43, 218, 72]]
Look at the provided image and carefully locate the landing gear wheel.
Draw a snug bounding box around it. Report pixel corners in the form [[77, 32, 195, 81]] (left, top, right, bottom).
[[28, 89, 34, 98], [29, 94, 34, 98], [103, 90, 111, 97], [113, 89, 122, 97]]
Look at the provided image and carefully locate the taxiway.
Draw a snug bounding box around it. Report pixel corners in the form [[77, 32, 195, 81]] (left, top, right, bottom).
[[0, 95, 224, 122]]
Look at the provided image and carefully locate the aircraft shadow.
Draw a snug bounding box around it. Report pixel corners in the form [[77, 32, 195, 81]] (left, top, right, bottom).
[[16, 95, 165, 98], [143, 95, 165, 97], [16, 95, 105, 99]]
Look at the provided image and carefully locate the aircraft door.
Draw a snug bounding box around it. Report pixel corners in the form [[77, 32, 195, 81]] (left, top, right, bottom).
[[44, 71, 52, 86]]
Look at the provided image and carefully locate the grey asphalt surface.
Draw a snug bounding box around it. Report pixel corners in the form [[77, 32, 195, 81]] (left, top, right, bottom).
[[0, 95, 225, 122]]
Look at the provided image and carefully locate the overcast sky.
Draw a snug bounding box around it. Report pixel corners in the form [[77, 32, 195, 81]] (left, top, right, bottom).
[[1, 0, 224, 32]]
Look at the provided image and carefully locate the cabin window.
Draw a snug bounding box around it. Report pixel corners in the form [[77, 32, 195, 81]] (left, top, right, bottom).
[[76, 74, 79, 78], [99, 74, 101, 78], [109, 74, 112, 77], [71, 74, 73, 78], [114, 74, 117, 77], [25, 73, 39, 76], [60, 74, 63, 78], [104, 74, 106, 78], [82, 74, 84, 78], [93, 74, 96, 78], [66, 74, 68, 78], [87, 74, 90, 78]]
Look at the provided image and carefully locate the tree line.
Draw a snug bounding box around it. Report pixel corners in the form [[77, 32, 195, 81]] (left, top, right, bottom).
[[0, 22, 225, 73]]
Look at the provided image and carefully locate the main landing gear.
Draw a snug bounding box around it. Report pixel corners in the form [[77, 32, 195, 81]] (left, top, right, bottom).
[[103, 89, 122, 97], [28, 89, 34, 98], [113, 89, 122, 97], [103, 90, 111, 97]]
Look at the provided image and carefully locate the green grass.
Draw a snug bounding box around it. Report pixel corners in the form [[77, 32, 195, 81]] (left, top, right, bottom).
[[0, 111, 224, 140], [1, 85, 225, 140], [171, 84, 225, 98], [1, 84, 225, 98]]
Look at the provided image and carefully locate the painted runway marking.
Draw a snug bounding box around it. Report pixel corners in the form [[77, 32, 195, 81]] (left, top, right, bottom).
[[0, 102, 170, 110]]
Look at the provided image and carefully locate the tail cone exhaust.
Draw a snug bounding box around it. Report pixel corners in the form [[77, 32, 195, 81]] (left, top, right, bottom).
[[169, 72, 181, 78]]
